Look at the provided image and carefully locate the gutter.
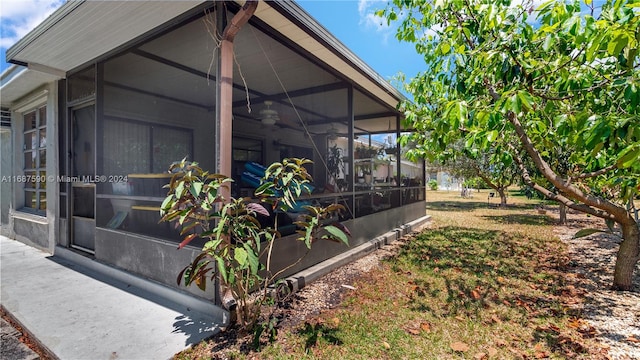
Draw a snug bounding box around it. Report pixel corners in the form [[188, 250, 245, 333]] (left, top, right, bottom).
[[216, 0, 258, 310]]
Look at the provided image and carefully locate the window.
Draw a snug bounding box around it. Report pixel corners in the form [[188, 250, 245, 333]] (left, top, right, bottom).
[[102, 116, 193, 177], [23, 106, 47, 212]]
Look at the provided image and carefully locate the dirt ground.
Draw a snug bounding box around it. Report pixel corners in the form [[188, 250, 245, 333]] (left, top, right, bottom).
[[549, 207, 640, 360]]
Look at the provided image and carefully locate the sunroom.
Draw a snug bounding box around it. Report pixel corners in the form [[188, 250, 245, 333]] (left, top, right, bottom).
[[2, 1, 426, 302]]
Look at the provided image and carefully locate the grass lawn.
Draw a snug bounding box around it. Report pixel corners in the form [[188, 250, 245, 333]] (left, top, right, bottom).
[[179, 189, 608, 359]]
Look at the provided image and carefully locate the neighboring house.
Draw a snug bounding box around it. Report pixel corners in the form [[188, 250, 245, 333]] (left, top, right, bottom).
[[426, 169, 463, 191], [0, 1, 426, 304]]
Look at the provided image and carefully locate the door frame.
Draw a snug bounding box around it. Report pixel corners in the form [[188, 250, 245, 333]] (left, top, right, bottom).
[[67, 102, 97, 254]]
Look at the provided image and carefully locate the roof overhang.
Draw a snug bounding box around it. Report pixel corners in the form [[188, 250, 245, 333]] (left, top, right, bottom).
[[0, 65, 61, 108], [6, 1, 208, 74], [5, 0, 405, 111]]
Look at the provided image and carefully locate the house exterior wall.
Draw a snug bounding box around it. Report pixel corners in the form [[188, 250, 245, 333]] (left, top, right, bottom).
[[5, 82, 59, 253], [1, 127, 11, 235], [267, 200, 426, 280], [95, 228, 216, 300]]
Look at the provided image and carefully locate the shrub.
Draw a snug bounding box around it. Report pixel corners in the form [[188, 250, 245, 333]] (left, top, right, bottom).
[[160, 158, 349, 340]]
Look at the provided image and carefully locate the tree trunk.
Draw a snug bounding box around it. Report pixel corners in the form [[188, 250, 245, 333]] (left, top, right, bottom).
[[498, 188, 507, 206], [559, 203, 567, 224], [613, 223, 640, 291]]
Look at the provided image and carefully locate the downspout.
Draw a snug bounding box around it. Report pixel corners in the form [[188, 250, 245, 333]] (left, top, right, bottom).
[[215, 0, 258, 310], [217, 0, 258, 196]]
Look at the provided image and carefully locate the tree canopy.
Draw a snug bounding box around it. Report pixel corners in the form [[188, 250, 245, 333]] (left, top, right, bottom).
[[379, 0, 639, 290]]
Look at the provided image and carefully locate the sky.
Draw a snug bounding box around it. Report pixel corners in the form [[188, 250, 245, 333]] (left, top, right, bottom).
[[0, 0, 425, 92]]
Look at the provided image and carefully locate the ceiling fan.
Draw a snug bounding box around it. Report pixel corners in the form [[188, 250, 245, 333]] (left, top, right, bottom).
[[259, 101, 280, 126], [256, 100, 327, 138], [327, 123, 341, 140]]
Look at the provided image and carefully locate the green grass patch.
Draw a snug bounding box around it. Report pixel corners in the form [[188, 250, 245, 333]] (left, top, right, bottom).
[[182, 190, 604, 359]]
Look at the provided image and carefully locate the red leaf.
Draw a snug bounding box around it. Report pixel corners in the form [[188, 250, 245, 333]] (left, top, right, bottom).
[[178, 233, 197, 249], [246, 202, 270, 217]]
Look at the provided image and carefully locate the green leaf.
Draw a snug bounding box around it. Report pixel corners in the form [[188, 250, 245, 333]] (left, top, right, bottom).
[[586, 32, 604, 61], [517, 91, 534, 112], [324, 225, 349, 246], [160, 195, 173, 213], [607, 32, 628, 56], [542, 35, 553, 51], [234, 247, 248, 266], [573, 228, 605, 239], [616, 145, 640, 168], [175, 182, 184, 197], [486, 130, 499, 143], [215, 256, 228, 284], [190, 182, 203, 198], [441, 42, 451, 55], [243, 243, 261, 275]]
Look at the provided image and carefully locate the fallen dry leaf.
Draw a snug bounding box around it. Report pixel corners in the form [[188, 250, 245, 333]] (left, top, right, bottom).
[[626, 335, 640, 343], [406, 328, 420, 335], [331, 317, 340, 326], [420, 322, 431, 332], [451, 341, 470, 352], [474, 352, 487, 360], [487, 347, 498, 357], [495, 339, 507, 347], [471, 289, 481, 300], [382, 341, 391, 349]]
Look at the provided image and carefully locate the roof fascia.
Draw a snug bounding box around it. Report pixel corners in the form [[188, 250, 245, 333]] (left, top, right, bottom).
[[6, 1, 85, 63]]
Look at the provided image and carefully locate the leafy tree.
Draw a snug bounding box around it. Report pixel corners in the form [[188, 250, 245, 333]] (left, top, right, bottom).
[[379, 0, 639, 290]]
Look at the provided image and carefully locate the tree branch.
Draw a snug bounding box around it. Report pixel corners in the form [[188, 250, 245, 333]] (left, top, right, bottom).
[[574, 163, 618, 179], [509, 145, 617, 220], [532, 90, 574, 101], [507, 112, 635, 225], [532, 46, 585, 83]]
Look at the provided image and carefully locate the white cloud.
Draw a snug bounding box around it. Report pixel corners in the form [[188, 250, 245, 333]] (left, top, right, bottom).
[[0, 0, 65, 48], [358, 0, 394, 44]]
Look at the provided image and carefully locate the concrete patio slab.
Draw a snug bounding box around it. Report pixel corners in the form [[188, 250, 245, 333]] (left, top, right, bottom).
[[0, 236, 227, 360]]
